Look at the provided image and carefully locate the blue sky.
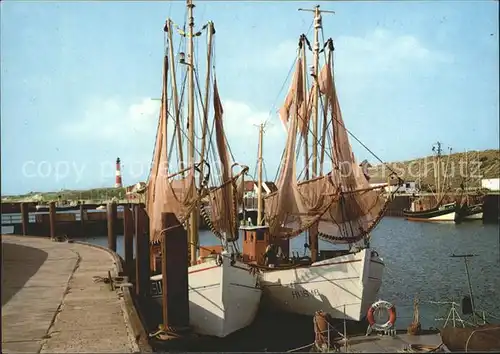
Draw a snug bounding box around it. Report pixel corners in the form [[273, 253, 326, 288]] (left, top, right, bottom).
[[1, 0, 498, 195]]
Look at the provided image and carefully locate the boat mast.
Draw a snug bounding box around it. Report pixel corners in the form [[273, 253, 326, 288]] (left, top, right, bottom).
[[301, 35, 309, 180], [166, 19, 184, 173], [199, 21, 215, 184], [434, 141, 442, 201], [298, 5, 334, 262], [187, 0, 198, 265], [298, 5, 334, 178], [257, 123, 264, 226]]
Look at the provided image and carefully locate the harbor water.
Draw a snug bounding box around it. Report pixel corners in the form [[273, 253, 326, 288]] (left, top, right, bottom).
[[2, 216, 499, 330]]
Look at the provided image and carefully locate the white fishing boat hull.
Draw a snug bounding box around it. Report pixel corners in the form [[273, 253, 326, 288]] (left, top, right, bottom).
[[150, 254, 262, 338], [258, 248, 384, 321], [464, 212, 483, 220], [429, 211, 457, 222]]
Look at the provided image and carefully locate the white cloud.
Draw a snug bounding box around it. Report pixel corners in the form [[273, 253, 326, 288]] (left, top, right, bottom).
[[222, 100, 286, 168], [223, 100, 283, 138], [59, 96, 286, 169], [334, 29, 453, 74], [264, 28, 453, 76], [60, 96, 160, 141]]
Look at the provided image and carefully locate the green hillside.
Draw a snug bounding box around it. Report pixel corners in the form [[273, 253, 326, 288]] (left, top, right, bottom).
[[367, 149, 499, 190], [2, 149, 499, 202], [2, 187, 127, 203]]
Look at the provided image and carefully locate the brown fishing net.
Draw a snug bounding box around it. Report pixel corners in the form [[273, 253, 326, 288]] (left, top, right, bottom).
[[264, 55, 387, 243], [145, 58, 198, 244], [146, 56, 241, 244]]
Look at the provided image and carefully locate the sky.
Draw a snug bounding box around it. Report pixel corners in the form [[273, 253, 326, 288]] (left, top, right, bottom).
[[1, 0, 498, 195]]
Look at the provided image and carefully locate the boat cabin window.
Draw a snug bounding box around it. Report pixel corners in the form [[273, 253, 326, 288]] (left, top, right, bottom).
[[256, 229, 265, 241]]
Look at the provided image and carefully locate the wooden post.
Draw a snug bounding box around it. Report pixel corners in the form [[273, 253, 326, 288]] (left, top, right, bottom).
[[123, 205, 134, 276], [21, 203, 29, 236], [135, 204, 150, 297], [161, 212, 189, 328], [107, 202, 117, 252], [79, 204, 85, 238], [49, 201, 56, 238]]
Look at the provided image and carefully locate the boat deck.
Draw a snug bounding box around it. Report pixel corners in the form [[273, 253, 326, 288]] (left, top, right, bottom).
[[336, 333, 448, 352]]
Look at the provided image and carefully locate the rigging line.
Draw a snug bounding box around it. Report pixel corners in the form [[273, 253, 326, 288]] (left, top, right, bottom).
[[207, 120, 222, 186], [267, 19, 313, 118], [326, 88, 401, 182], [203, 106, 219, 181], [316, 87, 335, 164], [273, 136, 287, 182], [252, 159, 258, 185], [262, 159, 269, 181], [146, 104, 163, 184], [168, 69, 188, 167], [268, 55, 299, 117], [147, 55, 176, 183], [167, 1, 172, 19]]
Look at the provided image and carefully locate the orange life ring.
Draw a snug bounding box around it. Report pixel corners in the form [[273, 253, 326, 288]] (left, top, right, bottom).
[[367, 300, 396, 331]]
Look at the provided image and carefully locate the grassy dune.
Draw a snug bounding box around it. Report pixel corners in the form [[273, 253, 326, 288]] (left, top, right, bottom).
[[2, 149, 499, 202], [367, 149, 499, 190]]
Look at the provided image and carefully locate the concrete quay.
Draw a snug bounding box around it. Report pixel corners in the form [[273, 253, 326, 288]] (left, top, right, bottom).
[[2, 235, 146, 353]]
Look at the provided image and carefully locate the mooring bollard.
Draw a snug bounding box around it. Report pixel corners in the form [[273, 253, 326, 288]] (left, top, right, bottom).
[[161, 212, 189, 329], [21, 202, 29, 236], [49, 202, 56, 238], [134, 204, 150, 298], [107, 202, 117, 252], [123, 205, 134, 277]]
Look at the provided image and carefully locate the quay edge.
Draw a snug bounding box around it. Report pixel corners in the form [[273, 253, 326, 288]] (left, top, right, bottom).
[[73, 240, 153, 353]]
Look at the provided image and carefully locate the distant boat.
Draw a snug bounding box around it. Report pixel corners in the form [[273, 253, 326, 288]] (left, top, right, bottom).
[[96, 205, 106, 210], [455, 150, 484, 223], [403, 201, 458, 222], [403, 142, 459, 222], [456, 202, 483, 221]]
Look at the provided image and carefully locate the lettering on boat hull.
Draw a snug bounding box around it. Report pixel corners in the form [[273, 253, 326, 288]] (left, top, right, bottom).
[[291, 289, 320, 299]]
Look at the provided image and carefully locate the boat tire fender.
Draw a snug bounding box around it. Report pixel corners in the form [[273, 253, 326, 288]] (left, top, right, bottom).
[[367, 300, 396, 331]]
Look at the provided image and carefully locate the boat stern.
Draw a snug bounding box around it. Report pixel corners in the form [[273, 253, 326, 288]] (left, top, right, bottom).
[[358, 248, 385, 320]]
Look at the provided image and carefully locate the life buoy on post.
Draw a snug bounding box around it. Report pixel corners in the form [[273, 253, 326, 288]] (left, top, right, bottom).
[[366, 300, 397, 336]]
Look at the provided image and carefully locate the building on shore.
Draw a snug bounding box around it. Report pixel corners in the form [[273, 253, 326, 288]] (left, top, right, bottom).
[[482, 178, 500, 192], [369, 177, 419, 195]]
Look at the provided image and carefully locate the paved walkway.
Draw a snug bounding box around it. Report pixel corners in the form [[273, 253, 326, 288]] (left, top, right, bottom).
[[2, 235, 140, 353]]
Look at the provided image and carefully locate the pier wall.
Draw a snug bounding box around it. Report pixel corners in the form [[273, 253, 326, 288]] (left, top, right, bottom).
[[2, 194, 499, 238]]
